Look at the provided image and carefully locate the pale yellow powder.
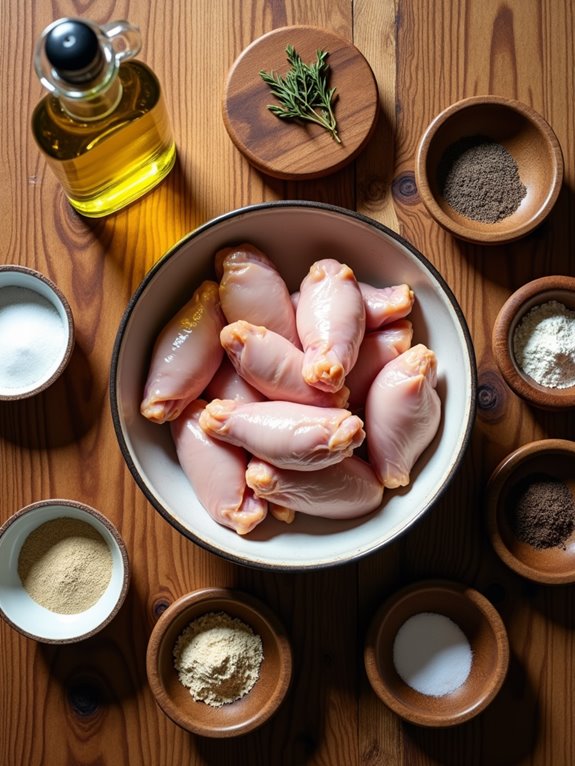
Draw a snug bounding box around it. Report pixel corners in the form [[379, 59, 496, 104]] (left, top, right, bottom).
[[173, 611, 263, 707], [18, 517, 113, 614]]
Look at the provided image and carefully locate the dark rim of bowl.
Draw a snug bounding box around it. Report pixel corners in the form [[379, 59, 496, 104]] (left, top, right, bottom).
[[109, 200, 478, 571]]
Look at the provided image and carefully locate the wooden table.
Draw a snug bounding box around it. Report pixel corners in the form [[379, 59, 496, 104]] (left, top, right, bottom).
[[1, 1, 574, 764]]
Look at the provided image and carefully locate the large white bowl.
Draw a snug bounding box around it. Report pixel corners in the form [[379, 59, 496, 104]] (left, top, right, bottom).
[[110, 202, 476, 570]]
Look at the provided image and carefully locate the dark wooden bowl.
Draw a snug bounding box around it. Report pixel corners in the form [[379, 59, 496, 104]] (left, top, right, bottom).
[[364, 580, 509, 727], [492, 275, 575, 409], [415, 96, 563, 244], [486, 439, 575, 584], [146, 588, 292, 737]]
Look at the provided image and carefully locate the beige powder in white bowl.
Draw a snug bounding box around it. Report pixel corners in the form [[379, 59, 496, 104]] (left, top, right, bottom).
[[0, 500, 130, 643]]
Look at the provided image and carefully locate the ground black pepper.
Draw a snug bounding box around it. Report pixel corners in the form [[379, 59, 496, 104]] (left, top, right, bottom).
[[438, 135, 527, 223], [507, 474, 575, 549]]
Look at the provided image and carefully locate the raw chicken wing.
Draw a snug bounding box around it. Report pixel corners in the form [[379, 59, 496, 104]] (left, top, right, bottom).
[[171, 400, 267, 535], [204, 356, 264, 403], [221, 320, 349, 408], [199, 399, 365, 471], [141, 281, 225, 424], [346, 320, 413, 409], [216, 243, 300, 346], [359, 282, 415, 330], [366, 344, 441, 489], [246, 456, 383, 519], [297, 259, 365, 392]]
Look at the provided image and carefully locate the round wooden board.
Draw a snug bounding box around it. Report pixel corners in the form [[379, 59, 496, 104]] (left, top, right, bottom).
[[222, 26, 380, 180]]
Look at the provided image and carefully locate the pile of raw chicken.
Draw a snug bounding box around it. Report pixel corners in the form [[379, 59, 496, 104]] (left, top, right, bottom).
[[140, 244, 441, 535]]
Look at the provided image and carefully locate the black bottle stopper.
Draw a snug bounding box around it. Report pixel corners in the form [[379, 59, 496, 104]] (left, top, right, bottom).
[[44, 19, 104, 84]]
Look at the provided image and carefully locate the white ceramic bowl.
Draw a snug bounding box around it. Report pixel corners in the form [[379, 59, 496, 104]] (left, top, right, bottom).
[[0, 500, 130, 643], [0, 265, 74, 399], [110, 201, 476, 570]]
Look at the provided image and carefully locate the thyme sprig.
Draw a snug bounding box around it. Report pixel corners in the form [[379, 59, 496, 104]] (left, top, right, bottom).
[[260, 45, 341, 143]]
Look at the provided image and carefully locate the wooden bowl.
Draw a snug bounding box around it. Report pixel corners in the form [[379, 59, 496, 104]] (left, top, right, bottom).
[[364, 580, 509, 727], [0, 500, 130, 643], [486, 439, 575, 584], [146, 588, 292, 737], [492, 275, 575, 409], [222, 25, 379, 179], [415, 96, 563, 244]]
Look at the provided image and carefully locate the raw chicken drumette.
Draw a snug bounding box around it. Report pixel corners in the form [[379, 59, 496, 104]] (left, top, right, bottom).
[[199, 399, 365, 471], [171, 400, 267, 535], [366, 344, 441, 489], [345, 320, 413, 410], [216, 243, 300, 346], [220, 320, 349, 408], [140, 281, 225, 424], [246, 456, 383, 519], [297, 258, 366, 393]]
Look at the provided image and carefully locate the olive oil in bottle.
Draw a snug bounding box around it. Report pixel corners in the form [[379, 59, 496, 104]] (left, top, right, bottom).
[[32, 18, 176, 217]]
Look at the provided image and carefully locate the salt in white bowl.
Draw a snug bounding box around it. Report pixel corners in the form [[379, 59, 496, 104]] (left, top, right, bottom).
[[0, 500, 130, 643], [0, 265, 74, 399]]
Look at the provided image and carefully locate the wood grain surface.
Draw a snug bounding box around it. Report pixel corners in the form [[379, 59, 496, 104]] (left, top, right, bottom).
[[1, 1, 574, 764]]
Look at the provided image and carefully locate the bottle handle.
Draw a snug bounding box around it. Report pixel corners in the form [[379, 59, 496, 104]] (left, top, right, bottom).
[[101, 20, 142, 62]]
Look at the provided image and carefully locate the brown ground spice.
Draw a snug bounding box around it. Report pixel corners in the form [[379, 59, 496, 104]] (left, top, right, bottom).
[[507, 474, 575, 549], [438, 136, 527, 223]]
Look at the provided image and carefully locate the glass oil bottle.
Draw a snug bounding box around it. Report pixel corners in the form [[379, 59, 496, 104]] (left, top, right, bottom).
[[31, 18, 176, 217]]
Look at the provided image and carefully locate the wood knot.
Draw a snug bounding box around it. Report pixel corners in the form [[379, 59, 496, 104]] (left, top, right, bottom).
[[361, 742, 383, 766], [360, 177, 387, 211], [392, 172, 419, 205], [477, 369, 507, 422], [153, 597, 170, 619], [67, 680, 102, 717]]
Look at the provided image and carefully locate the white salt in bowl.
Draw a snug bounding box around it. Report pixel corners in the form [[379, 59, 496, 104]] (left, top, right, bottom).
[[0, 265, 74, 400], [364, 579, 509, 727], [110, 201, 477, 570], [0, 500, 130, 643]]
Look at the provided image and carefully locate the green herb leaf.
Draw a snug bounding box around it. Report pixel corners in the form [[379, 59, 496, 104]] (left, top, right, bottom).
[[259, 45, 341, 143]]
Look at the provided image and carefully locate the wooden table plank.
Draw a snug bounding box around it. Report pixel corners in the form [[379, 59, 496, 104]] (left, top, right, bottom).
[[0, 1, 574, 764]]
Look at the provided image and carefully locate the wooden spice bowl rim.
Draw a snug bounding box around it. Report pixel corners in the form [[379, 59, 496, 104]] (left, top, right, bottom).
[[0, 265, 75, 401], [0, 499, 130, 643], [415, 95, 564, 244], [492, 275, 575, 409], [364, 579, 509, 727], [486, 439, 575, 584], [145, 587, 293, 737]]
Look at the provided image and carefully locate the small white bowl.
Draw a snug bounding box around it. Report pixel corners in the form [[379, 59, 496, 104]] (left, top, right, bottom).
[[0, 265, 74, 400], [0, 500, 130, 643]]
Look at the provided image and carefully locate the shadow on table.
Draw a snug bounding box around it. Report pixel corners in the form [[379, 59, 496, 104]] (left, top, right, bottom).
[[404, 647, 539, 766], [0, 338, 99, 449], [36, 579, 149, 713], [449, 180, 575, 292]]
